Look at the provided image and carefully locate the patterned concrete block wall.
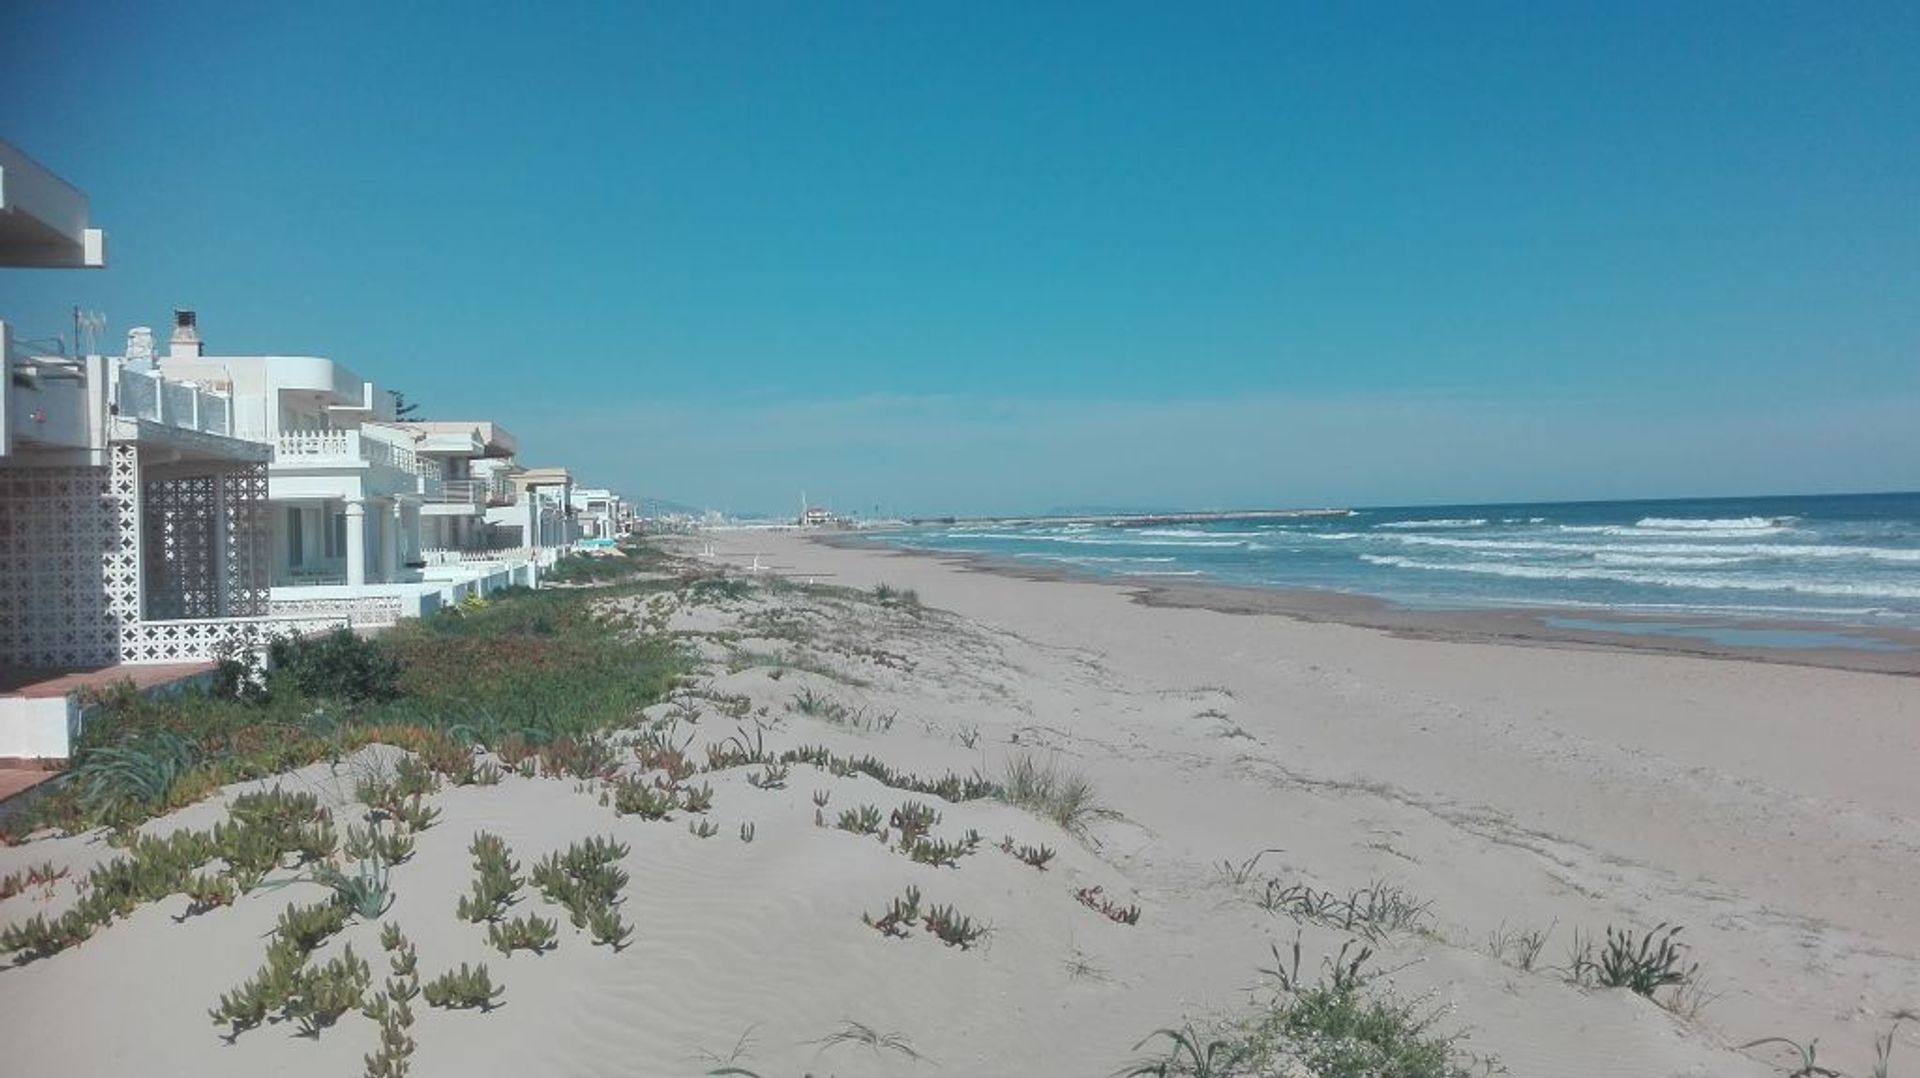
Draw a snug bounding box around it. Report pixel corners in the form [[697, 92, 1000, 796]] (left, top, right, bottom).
[[0, 450, 137, 668], [2, 446, 277, 668]]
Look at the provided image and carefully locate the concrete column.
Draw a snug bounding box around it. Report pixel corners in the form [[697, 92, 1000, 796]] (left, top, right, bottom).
[[345, 499, 367, 586], [402, 501, 421, 563], [380, 499, 400, 581]]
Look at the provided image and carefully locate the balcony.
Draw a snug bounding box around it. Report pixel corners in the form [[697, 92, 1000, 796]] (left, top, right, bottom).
[[271, 429, 438, 500], [117, 366, 232, 437], [420, 477, 489, 513], [274, 429, 416, 469]]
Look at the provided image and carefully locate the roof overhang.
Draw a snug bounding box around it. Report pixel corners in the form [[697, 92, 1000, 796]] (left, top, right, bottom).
[[0, 142, 105, 269]]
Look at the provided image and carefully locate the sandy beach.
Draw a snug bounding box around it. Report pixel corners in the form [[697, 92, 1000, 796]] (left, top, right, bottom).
[[1, 530, 1915, 1076]]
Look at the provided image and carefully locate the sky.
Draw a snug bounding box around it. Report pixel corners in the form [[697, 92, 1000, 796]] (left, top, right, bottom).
[[3, 2, 1916, 517]]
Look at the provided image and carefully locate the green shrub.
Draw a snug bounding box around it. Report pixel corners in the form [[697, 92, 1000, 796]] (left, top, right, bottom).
[[271, 629, 403, 704]]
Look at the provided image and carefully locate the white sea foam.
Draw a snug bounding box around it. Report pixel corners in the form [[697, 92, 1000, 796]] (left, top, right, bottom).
[[1133, 528, 1270, 539], [1634, 516, 1795, 531], [1379, 534, 1920, 563], [942, 531, 1255, 549], [1359, 554, 1920, 600], [1593, 553, 1756, 568], [1016, 553, 1178, 564], [1376, 518, 1488, 529]]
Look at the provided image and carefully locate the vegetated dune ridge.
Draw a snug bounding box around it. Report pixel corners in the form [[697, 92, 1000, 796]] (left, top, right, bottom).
[[0, 532, 1907, 1077]]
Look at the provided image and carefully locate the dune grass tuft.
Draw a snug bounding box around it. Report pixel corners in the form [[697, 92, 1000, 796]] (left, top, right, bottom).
[[998, 754, 1110, 835]]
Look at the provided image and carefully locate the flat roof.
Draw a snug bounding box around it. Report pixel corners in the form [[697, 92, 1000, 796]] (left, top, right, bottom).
[[0, 142, 105, 269]]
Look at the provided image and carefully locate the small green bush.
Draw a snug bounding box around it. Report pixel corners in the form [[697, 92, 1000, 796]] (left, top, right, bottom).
[[270, 629, 403, 704], [422, 963, 503, 1011], [487, 914, 558, 956]]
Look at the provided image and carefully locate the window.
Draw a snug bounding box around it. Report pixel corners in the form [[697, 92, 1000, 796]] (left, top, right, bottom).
[[288, 507, 303, 566]]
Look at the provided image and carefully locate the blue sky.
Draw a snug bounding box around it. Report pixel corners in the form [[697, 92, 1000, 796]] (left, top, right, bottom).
[[4, 2, 1916, 516]]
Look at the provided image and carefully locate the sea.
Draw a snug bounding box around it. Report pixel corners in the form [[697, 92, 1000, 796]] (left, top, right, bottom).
[[858, 492, 1920, 650]]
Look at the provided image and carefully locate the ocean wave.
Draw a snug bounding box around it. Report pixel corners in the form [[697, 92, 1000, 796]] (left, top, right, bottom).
[[1634, 516, 1797, 531], [1545, 599, 1896, 619], [1407, 535, 1920, 563], [1376, 518, 1488, 529], [939, 531, 1256, 549], [1358, 554, 1920, 600], [1015, 553, 1178, 564], [1132, 528, 1271, 539], [1593, 553, 1757, 568]]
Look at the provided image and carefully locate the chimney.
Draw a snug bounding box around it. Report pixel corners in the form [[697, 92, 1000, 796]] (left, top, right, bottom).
[[169, 309, 203, 358]]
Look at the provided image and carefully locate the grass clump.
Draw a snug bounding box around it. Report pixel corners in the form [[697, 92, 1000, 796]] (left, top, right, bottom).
[[1566, 923, 1698, 996], [1122, 938, 1479, 1078], [1258, 881, 1432, 941], [998, 754, 1108, 835]]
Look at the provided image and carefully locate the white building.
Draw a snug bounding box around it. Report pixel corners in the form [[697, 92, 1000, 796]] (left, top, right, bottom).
[[152, 314, 549, 625], [384, 420, 520, 555], [569, 487, 628, 540], [1, 145, 343, 756], [486, 465, 578, 551]]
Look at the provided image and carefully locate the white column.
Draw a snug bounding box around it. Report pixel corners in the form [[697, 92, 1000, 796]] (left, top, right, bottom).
[[402, 501, 421, 563], [345, 499, 367, 586], [380, 499, 400, 580]]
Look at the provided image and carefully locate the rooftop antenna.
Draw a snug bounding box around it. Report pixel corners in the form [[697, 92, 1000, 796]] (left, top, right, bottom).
[[74, 308, 106, 357]]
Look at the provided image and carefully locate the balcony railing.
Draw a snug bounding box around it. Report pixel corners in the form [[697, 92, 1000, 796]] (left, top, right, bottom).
[[274, 429, 419, 475], [117, 366, 232, 436], [422, 478, 488, 506]]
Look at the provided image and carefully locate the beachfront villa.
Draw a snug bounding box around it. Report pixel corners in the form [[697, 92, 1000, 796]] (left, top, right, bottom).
[[570, 486, 629, 540], [488, 464, 579, 551], [384, 419, 520, 555], [147, 313, 547, 627], [0, 148, 344, 757]]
